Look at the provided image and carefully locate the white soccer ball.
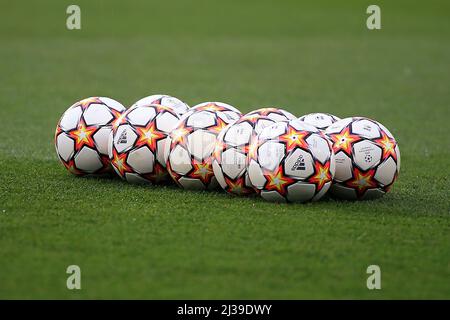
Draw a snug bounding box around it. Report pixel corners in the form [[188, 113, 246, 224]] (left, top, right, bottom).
[[244, 107, 296, 122], [55, 97, 126, 175], [212, 114, 277, 195], [164, 102, 242, 190], [325, 117, 400, 200], [131, 94, 189, 116], [248, 119, 335, 202], [108, 104, 181, 183], [298, 113, 341, 130]]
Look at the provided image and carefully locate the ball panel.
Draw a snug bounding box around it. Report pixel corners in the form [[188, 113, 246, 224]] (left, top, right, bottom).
[[261, 190, 287, 202], [258, 141, 285, 171], [59, 106, 82, 131], [248, 160, 266, 189], [286, 182, 316, 202], [178, 177, 206, 190], [169, 145, 192, 175], [127, 107, 156, 126], [187, 130, 216, 161], [127, 146, 155, 174], [221, 148, 246, 179], [93, 127, 111, 155], [212, 159, 227, 189], [351, 119, 381, 139], [331, 183, 357, 200], [312, 181, 331, 201], [223, 122, 252, 146], [99, 97, 126, 111], [352, 140, 382, 171], [113, 125, 138, 153], [83, 104, 113, 126], [56, 133, 75, 162], [74, 147, 103, 173], [155, 111, 180, 133], [306, 134, 331, 164], [374, 157, 397, 186], [284, 148, 314, 179]]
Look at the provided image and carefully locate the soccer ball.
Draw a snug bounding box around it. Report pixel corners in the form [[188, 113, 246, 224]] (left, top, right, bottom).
[[298, 113, 341, 130], [55, 97, 126, 175], [212, 114, 277, 195], [108, 104, 181, 184], [131, 94, 189, 116], [244, 107, 296, 122], [325, 117, 400, 200], [164, 102, 242, 190], [248, 119, 335, 202]]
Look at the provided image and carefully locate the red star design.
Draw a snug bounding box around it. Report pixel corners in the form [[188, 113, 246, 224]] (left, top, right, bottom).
[[224, 175, 254, 195], [308, 161, 332, 192], [62, 159, 83, 176], [346, 167, 378, 197], [375, 131, 397, 161], [135, 121, 166, 153], [68, 120, 97, 151], [213, 139, 227, 162], [77, 97, 103, 110], [247, 134, 261, 161], [329, 127, 361, 156], [279, 126, 309, 152], [111, 150, 132, 177], [143, 162, 169, 183], [189, 158, 214, 185], [263, 165, 296, 195]]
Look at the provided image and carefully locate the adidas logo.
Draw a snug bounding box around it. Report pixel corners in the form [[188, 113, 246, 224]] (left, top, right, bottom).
[[291, 155, 306, 171], [118, 130, 127, 144]]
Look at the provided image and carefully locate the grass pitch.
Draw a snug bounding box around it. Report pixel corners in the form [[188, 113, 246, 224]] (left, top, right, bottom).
[[0, 0, 449, 299]]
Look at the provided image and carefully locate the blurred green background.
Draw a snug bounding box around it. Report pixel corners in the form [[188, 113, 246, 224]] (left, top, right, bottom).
[[0, 0, 448, 299]]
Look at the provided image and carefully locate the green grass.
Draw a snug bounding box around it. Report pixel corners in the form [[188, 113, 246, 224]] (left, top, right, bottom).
[[0, 0, 449, 299]]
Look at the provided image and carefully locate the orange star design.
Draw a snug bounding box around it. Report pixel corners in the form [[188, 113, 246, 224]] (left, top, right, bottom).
[[375, 131, 397, 161], [111, 150, 132, 177], [170, 123, 192, 148], [247, 135, 261, 161], [224, 176, 254, 195], [308, 161, 332, 192], [68, 121, 97, 151], [208, 117, 228, 135], [110, 109, 127, 130], [195, 103, 228, 112], [346, 168, 378, 197], [135, 121, 166, 152], [250, 108, 279, 117], [213, 139, 227, 162], [263, 166, 295, 195], [154, 104, 175, 113], [189, 159, 214, 185], [77, 97, 103, 110], [329, 127, 361, 156], [279, 126, 309, 152]]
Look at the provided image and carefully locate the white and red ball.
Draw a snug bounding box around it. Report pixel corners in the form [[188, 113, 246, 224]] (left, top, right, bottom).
[[55, 97, 126, 175], [325, 117, 400, 200], [298, 112, 341, 130], [212, 114, 277, 195], [108, 104, 181, 184], [164, 102, 242, 190], [248, 119, 335, 202], [131, 94, 189, 116]]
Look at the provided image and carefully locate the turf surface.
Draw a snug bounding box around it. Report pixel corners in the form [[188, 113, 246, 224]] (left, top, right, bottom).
[[0, 0, 449, 299]]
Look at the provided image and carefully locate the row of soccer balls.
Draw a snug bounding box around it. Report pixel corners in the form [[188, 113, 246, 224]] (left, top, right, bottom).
[[55, 94, 400, 202]]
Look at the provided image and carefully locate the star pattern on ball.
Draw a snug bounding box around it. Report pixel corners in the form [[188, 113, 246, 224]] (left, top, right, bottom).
[[170, 122, 193, 148], [250, 108, 279, 117], [213, 139, 227, 162], [279, 126, 309, 152], [68, 120, 98, 151], [308, 161, 332, 192], [110, 109, 127, 130], [111, 150, 132, 177], [189, 159, 214, 185], [62, 159, 83, 176], [143, 162, 168, 183], [329, 127, 361, 156], [135, 121, 166, 153], [208, 117, 228, 135], [224, 176, 254, 195], [346, 167, 378, 197], [195, 103, 228, 112], [77, 97, 103, 110], [246, 135, 261, 161], [263, 166, 295, 195], [375, 131, 397, 161]]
